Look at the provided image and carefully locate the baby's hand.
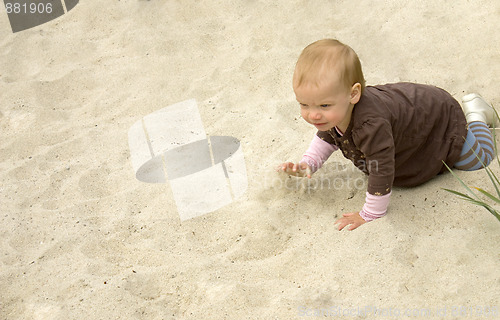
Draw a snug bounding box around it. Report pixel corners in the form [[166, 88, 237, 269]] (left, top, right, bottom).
[[278, 162, 312, 179], [335, 212, 366, 231]]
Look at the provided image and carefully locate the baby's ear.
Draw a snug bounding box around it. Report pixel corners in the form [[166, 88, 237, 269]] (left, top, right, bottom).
[[350, 83, 362, 104]]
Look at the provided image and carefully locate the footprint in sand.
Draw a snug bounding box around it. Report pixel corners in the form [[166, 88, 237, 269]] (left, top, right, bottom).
[[226, 224, 291, 261], [122, 272, 164, 301], [78, 167, 112, 199]]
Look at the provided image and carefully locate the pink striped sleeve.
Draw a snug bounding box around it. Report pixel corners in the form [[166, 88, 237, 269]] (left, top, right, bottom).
[[300, 135, 338, 173], [359, 191, 392, 222]]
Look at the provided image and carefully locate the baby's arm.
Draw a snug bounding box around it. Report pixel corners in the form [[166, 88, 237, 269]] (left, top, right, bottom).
[[360, 191, 391, 221], [335, 118, 394, 230], [300, 135, 338, 172], [280, 135, 337, 177], [335, 192, 391, 230]]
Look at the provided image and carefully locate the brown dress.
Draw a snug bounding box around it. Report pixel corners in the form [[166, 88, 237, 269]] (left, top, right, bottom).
[[317, 82, 468, 196]]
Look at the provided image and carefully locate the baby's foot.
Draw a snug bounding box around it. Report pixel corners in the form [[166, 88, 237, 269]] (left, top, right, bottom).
[[462, 93, 497, 127]]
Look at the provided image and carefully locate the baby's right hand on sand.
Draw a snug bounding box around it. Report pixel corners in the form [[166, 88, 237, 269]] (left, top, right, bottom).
[[278, 162, 312, 179]]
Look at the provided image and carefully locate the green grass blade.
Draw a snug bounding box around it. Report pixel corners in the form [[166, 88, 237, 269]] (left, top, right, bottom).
[[442, 162, 480, 201], [444, 190, 500, 219], [462, 136, 500, 198], [474, 187, 500, 204], [442, 117, 500, 222], [477, 203, 500, 221], [443, 165, 500, 222], [483, 166, 500, 199], [442, 188, 475, 201]]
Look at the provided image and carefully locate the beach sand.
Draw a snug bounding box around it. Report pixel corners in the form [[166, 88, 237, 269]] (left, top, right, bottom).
[[1, 1, 500, 319]]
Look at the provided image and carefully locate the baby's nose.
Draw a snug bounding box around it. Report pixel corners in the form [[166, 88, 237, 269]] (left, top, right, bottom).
[[310, 111, 322, 120]]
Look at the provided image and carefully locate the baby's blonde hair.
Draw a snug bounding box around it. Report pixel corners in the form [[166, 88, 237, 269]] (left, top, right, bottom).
[[293, 39, 365, 93]]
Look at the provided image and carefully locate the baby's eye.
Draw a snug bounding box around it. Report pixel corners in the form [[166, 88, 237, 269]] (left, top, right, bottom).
[[320, 104, 331, 108], [299, 103, 308, 108]]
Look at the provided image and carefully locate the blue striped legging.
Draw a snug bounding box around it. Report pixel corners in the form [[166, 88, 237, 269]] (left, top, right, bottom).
[[454, 121, 495, 171]]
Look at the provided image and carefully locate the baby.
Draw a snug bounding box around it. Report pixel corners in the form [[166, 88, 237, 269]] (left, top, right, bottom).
[[280, 39, 496, 231]]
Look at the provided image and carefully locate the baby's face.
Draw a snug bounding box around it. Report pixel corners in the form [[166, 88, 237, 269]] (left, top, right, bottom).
[[294, 75, 353, 132]]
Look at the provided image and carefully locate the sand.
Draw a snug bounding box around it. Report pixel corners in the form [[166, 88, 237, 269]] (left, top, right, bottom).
[[1, 0, 500, 319]]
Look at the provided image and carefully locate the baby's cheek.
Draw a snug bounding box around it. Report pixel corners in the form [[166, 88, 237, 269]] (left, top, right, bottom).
[[300, 111, 310, 122], [325, 113, 339, 123]]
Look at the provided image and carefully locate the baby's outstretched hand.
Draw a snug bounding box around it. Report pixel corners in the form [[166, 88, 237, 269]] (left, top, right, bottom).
[[335, 212, 366, 231], [278, 162, 312, 179]]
